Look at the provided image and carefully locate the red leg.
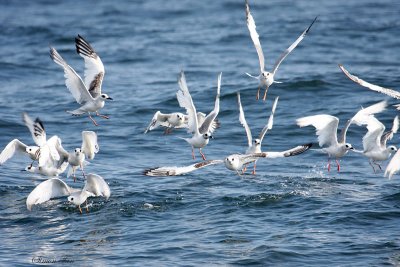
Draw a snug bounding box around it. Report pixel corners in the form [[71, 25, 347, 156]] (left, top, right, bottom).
[[80, 164, 86, 179], [88, 114, 99, 126], [85, 200, 89, 213], [96, 112, 109, 119], [327, 158, 331, 172], [336, 159, 340, 172], [252, 162, 257, 175], [199, 148, 206, 160], [262, 86, 269, 101]]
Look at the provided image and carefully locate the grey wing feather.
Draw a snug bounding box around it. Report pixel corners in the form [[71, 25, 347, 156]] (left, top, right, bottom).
[[144, 160, 223, 177]]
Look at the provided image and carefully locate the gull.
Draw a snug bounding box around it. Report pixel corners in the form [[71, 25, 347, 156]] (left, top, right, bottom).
[[144, 111, 220, 134], [144, 143, 312, 176], [50, 35, 113, 126], [296, 101, 387, 171], [385, 149, 400, 179], [24, 161, 69, 177], [353, 115, 398, 172], [245, 0, 317, 101], [339, 64, 400, 108], [0, 113, 59, 168], [177, 71, 221, 160], [56, 131, 99, 182], [26, 173, 110, 213], [237, 92, 279, 174]]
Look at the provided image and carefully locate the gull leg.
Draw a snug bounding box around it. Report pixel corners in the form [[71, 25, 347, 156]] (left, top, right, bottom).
[[96, 111, 109, 119], [199, 148, 206, 160], [256, 86, 260, 100], [369, 160, 376, 173], [262, 86, 269, 101], [85, 200, 89, 213], [88, 113, 99, 126], [78, 205, 82, 214], [191, 146, 195, 160], [336, 159, 340, 172], [30, 160, 35, 168], [72, 166, 77, 182], [80, 164, 86, 179], [327, 158, 331, 172], [376, 162, 382, 171], [252, 162, 257, 175], [242, 164, 247, 174]]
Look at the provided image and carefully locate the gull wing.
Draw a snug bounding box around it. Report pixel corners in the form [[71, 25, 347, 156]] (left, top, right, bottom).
[[144, 159, 224, 177], [385, 150, 400, 179], [75, 35, 105, 98], [259, 96, 279, 142], [81, 131, 99, 160], [26, 178, 72, 211], [245, 0, 264, 72], [262, 143, 313, 158], [237, 92, 253, 148], [362, 117, 384, 153], [381, 116, 399, 147], [84, 173, 110, 200], [199, 73, 222, 134], [297, 114, 339, 147], [0, 139, 27, 165], [176, 71, 199, 134], [272, 17, 317, 75], [339, 64, 400, 99], [50, 47, 93, 104], [22, 113, 46, 147]]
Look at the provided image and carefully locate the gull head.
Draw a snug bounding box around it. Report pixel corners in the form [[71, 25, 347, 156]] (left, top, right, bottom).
[[344, 143, 354, 151], [74, 148, 82, 156], [172, 113, 185, 124], [203, 132, 213, 140], [224, 155, 240, 171], [254, 138, 261, 146], [388, 145, 397, 153], [100, 93, 113, 101], [26, 146, 39, 157]]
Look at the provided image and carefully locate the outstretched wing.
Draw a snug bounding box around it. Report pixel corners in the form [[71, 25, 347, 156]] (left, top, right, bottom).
[[75, 35, 105, 98], [84, 173, 110, 199], [245, 0, 264, 72], [144, 160, 224, 177], [26, 178, 71, 211], [0, 139, 27, 165], [385, 150, 400, 179], [176, 71, 199, 134], [362, 117, 384, 153], [22, 113, 46, 147], [259, 96, 279, 142], [237, 92, 253, 148], [339, 64, 400, 99], [381, 116, 399, 147], [81, 131, 99, 160], [296, 115, 339, 147], [50, 47, 93, 104], [272, 17, 317, 75], [199, 73, 222, 134], [261, 143, 313, 158]]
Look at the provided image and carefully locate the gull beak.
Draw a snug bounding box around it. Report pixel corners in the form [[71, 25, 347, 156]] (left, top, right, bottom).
[[21, 169, 26, 172], [210, 135, 214, 139], [107, 97, 113, 100]]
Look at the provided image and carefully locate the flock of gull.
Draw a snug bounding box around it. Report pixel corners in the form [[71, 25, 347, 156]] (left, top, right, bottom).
[[2, 1, 400, 213]]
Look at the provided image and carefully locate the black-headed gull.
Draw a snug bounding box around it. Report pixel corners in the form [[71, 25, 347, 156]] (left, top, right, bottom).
[[245, 0, 317, 101], [296, 101, 387, 171], [144, 143, 312, 176], [177, 71, 221, 160], [237, 92, 279, 174], [50, 35, 113, 126], [353, 115, 398, 172], [26, 173, 110, 213]]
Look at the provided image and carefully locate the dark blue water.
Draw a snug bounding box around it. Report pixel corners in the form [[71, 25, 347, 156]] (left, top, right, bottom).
[[1, 0, 400, 266]]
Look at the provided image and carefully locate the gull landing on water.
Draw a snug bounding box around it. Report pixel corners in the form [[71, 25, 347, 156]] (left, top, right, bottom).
[[26, 174, 110, 213], [50, 35, 113, 126], [237, 92, 279, 174], [144, 143, 312, 176], [296, 101, 387, 172], [245, 0, 317, 101], [177, 71, 221, 160], [352, 115, 398, 173]]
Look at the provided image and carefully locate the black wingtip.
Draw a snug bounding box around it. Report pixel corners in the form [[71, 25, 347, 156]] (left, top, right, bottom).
[[305, 16, 318, 34]]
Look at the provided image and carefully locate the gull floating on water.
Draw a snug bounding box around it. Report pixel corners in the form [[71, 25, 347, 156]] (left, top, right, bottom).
[[0, 113, 60, 170], [352, 115, 398, 172], [177, 71, 221, 160], [245, 0, 317, 101], [237, 92, 279, 174], [26, 173, 110, 213], [144, 143, 312, 176], [50, 35, 113, 126], [296, 101, 387, 172]]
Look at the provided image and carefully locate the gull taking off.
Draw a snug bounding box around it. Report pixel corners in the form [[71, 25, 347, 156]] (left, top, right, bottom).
[[296, 101, 387, 172], [144, 143, 312, 176], [177, 71, 221, 160], [26, 174, 110, 213], [237, 92, 279, 174], [353, 115, 398, 172], [245, 0, 317, 100], [50, 35, 113, 126]]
